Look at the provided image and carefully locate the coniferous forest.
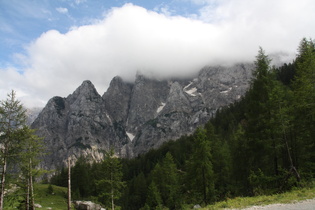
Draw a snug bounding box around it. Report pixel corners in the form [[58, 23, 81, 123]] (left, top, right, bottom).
[[30, 38, 315, 209], [47, 38, 315, 209]]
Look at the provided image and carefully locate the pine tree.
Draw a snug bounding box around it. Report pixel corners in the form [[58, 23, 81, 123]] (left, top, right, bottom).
[[147, 152, 181, 209], [97, 148, 125, 210], [245, 47, 272, 172], [291, 38, 315, 178], [0, 90, 27, 210], [18, 127, 44, 210], [186, 127, 214, 205], [205, 122, 232, 199], [160, 152, 179, 208], [145, 181, 162, 209], [241, 47, 303, 193], [268, 70, 301, 186], [125, 172, 147, 210], [71, 157, 91, 199]]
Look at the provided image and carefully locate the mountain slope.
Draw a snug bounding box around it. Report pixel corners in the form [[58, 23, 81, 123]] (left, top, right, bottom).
[[32, 64, 253, 170]]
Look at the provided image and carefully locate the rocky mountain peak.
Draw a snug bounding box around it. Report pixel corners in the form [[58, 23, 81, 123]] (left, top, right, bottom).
[[32, 64, 254, 171], [67, 80, 101, 104]]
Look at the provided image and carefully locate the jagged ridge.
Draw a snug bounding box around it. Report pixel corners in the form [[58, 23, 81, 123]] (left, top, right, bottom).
[[31, 64, 253, 170]]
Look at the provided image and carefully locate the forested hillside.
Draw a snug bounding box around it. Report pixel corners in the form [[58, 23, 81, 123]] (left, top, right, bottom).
[[51, 38, 315, 210]]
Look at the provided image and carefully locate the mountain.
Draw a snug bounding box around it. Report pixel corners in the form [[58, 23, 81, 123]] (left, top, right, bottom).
[[26, 107, 43, 125], [31, 64, 253, 170]]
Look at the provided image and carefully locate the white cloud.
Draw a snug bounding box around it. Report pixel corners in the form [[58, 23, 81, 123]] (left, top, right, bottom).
[[56, 7, 68, 14], [1, 1, 315, 107], [74, 0, 86, 5]]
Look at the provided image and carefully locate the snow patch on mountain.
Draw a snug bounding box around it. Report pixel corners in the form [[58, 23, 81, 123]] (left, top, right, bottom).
[[157, 102, 166, 113], [220, 87, 232, 94], [126, 132, 135, 141], [185, 87, 198, 96]]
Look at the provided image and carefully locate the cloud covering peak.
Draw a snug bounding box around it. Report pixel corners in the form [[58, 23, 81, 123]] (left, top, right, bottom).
[[1, 1, 315, 107]]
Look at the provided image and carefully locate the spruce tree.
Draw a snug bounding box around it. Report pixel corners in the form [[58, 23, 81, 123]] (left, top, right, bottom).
[[18, 127, 44, 210], [97, 148, 125, 210], [186, 127, 214, 205], [160, 152, 179, 209], [145, 181, 162, 209], [0, 90, 27, 210], [291, 38, 315, 178], [71, 157, 91, 199], [150, 152, 180, 209], [205, 122, 231, 199], [245, 47, 272, 173]]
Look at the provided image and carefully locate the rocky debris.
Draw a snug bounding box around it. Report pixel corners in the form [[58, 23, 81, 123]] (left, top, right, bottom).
[[193, 204, 201, 209], [34, 203, 42, 208], [31, 64, 253, 170], [74, 201, 104, 210]]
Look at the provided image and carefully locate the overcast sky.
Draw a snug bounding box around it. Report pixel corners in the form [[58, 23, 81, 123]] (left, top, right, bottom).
[[1, 0, 315, 107]]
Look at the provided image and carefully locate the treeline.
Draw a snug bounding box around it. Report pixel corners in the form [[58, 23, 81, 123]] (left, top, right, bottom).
[[51, 38, 315, 209]]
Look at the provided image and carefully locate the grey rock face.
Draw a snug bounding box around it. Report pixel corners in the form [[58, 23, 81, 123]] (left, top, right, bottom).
[[126, 74, 170, 133], [32, 81, 131, 170], [103, 76, 133, 124], [32, 64, 253, 170], [131, 64, 253, 154]]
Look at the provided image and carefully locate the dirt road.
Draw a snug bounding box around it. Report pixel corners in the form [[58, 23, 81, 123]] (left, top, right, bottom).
[[242, 199, 315, 210]]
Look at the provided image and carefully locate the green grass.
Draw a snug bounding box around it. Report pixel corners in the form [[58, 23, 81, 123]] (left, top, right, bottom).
[[4, 183, 315, 209], [33, 184, 69, 209], [4, 184, 69, 210], [202, 184, 315, 209]]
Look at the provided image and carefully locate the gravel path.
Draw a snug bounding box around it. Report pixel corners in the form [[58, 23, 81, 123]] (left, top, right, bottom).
[[242, 199, 315, 210]]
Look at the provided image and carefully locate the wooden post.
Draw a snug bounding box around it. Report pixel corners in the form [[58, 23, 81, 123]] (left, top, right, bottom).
[[68, 158, 71, 210]]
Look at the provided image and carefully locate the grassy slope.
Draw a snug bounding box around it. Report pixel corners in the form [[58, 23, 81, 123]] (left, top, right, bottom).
[[203, 183, 315, 209], [34, 184, 69, 209], [5, 184, 69, 210], [4, 183, 315, 209]]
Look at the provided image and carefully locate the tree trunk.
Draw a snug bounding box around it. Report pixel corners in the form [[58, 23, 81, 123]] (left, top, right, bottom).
[[26, 171, 30, 210], [280, 104, 301, 182], [0, 156, 7, 210], [111, 188, 114, 210], [202, 168, 207, 205], [111, 170, 114, 210], [30, 158, 35, 210], [68, 158, 71, 210], [285, 140, 301, 182]]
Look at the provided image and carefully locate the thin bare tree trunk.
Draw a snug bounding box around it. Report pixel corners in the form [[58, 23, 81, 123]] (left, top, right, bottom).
[[280, 104, 301, 182], [26, 173, 30, 210], [111, 171, 114, 210], [30, 158, 35, 210], [111, 188, 114, 210], [68, 158, 71, 210], [285, 140, 301, 182], [0, 156, 7, 210]]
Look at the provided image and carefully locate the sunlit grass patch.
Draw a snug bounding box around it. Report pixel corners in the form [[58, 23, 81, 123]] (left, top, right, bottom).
[[203, 183, 315, 209]]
